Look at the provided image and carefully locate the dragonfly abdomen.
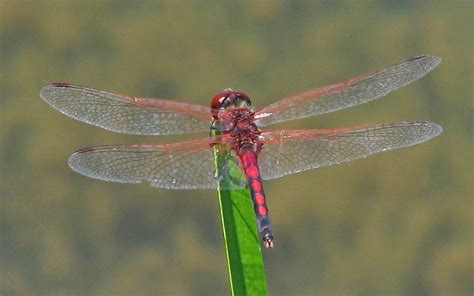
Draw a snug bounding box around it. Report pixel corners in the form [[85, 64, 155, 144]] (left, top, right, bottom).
[[239, 148, 274, 248]]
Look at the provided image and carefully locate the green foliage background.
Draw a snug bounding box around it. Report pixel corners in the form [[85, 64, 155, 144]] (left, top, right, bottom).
[[1, 1, 472, 295]]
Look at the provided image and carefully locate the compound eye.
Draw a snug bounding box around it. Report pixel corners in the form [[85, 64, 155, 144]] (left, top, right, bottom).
[[211, 90, 251, 109], [241, 96, 251, 106], [239, 94, 251, 106], [222, 97, 232, 108], [211, 90, 234, 109]]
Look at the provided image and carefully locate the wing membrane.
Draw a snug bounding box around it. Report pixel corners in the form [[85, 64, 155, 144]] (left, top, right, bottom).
[[68, 137, 247, 189], [258, 121, 442, 180], [255, 56, 441, 126], [40, 83, 212, 135]]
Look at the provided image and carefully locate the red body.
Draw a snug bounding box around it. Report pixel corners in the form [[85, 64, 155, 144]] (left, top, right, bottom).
[[211, 90, 274, 247]]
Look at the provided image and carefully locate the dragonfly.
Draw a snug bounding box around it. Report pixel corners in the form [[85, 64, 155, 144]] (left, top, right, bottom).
[[40, 55, 442, 248]]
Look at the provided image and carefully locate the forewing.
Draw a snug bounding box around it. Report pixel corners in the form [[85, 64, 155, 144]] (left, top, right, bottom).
[[68, 137, 247, 190], [40, 83, 212, 135], [258, 121, 442, 180], [255, 56, 441, 126]]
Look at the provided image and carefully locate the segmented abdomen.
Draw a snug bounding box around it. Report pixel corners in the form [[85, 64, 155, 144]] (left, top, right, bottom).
[[239, 149, 268, 216], [239, 148, 273, 247]]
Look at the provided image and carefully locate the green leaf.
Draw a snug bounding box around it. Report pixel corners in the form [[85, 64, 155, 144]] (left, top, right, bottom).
[[212, 133, 269, 296]]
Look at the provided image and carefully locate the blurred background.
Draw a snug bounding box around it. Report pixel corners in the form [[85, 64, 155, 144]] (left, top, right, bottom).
[[1, 1, 472, 295]]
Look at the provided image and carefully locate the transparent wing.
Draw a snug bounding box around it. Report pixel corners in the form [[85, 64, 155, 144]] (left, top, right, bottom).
[[68, 137, 247, 190], [254, 56, 442, 126], [40, 83, 213, 135], [258, 121, 442, 180]]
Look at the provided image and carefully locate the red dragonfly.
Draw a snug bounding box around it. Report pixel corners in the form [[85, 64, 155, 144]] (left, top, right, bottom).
[[40, 55, 442, 248]]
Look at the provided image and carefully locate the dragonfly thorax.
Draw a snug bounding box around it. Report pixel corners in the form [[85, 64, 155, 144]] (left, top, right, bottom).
[[229, 110, 261, 150]]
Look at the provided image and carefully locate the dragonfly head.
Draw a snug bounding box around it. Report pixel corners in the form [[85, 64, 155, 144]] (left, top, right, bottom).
[[211, 89, 252, 113]]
